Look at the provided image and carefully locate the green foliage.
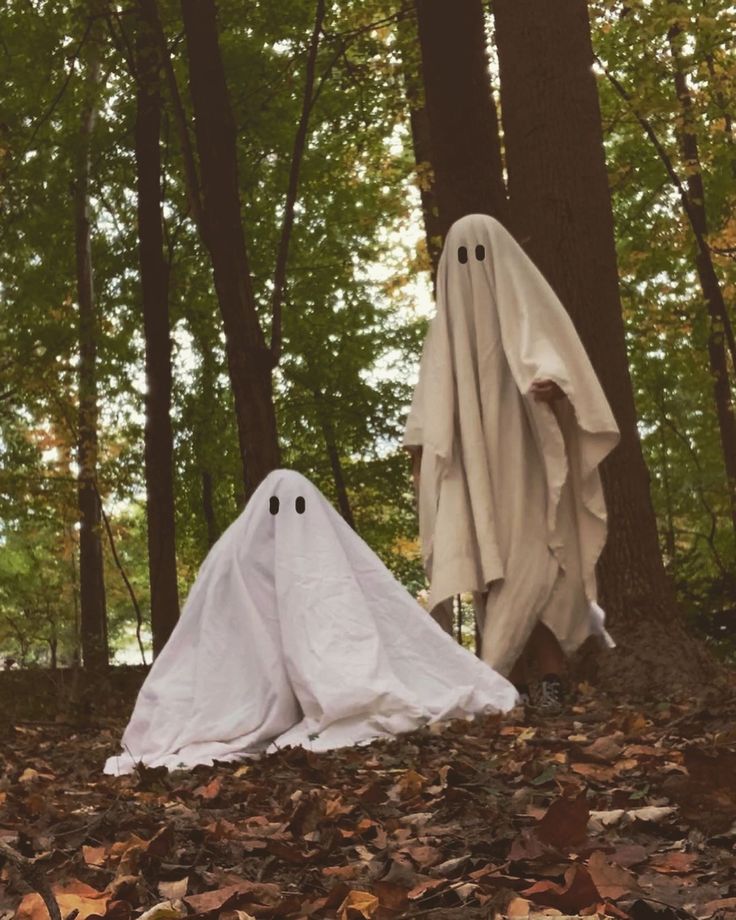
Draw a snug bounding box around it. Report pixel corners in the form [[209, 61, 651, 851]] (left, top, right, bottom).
[[591, 0, 736, 650], [2, 0, 733, 664]]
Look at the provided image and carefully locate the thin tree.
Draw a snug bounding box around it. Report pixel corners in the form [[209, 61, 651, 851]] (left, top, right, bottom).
[[134, 0, 180, 656], [492, 0, 710, 692], [74, 3, 108, 670]]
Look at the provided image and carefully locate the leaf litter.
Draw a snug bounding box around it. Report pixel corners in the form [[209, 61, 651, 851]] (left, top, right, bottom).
[[1, 684, 735, 920]]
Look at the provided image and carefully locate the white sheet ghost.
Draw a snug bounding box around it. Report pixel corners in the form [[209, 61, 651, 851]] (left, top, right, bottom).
[[403, 214, 620, 676], [104, 470, 517, 773]]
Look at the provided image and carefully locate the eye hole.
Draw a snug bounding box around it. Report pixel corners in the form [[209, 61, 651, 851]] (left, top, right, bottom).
[[269, 496, 280, 515], [295, 496, 306, 514], [475, 244, 485, 261], [458, 246, 468, 264]]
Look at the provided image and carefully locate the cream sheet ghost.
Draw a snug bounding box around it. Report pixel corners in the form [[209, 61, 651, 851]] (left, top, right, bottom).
[[104, 470, 517, 774], [403, 214, 620, 676]]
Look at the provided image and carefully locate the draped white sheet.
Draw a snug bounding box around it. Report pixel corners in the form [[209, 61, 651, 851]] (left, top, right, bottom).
[[104, 470, 517, 774], [404, 214, 620, 675]]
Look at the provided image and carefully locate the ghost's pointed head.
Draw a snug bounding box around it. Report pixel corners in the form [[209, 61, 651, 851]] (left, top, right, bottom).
[[438, 213, 500, 311], [257, 469, 314, 519]]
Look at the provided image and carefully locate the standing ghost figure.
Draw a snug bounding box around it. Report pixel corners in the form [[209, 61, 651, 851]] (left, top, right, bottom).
[[105, 470, 517, 774], [403, 214, 620, 692]]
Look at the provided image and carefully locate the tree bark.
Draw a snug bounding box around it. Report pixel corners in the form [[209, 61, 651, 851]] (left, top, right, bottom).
[[493, 0, 710, 693], [180, 0, 280, 494], [667, 21, 736, 542], [201, 470, 219, 548], [314, 392, 355, 530], [414, 0, 508, 235], [74, 5, 108, 670], [397, 12, 443, 285], [135, 0, 181, 657]]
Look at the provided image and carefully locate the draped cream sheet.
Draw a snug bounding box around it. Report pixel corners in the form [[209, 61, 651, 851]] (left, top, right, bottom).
[[404, 215, 620, 675]]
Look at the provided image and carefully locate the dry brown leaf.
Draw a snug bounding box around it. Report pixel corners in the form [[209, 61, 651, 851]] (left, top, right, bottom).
[[16, 880, 110, 920], [649, 850, 698, 874], [83, 844, 108, 867], [157, 878, 188, 900], [336, 889, 379, 919], [389, 769, 426, 800], [522, 865, 601, 912], [586, 850, 641, 900], [183, 881, 280, 914], [536, 791, 589, 849], [570, 762, 616, 783], [581, 734, 624, 763]]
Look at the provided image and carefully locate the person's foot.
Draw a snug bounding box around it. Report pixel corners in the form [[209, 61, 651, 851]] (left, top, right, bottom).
[[516, 684, 531, 708], [529, 674, 564, 716]]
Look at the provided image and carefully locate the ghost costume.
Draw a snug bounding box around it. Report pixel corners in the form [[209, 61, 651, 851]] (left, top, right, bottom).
[[104, 470, 517, 774], [403, 214, 620, 677]]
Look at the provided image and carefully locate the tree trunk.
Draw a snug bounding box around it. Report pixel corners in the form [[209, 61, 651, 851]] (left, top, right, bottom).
[[397, 13, 443, 284], [493, 0, 710, 693], [315, 392, 355, 530], [193, 330, 221, 547], [414, 0, 508, 235], [180, 0, 280, 494], [74, 6, 108, 670], [201, 470, 219, 548], [135, 0, 181, 657], [667, 21, 736, 542]]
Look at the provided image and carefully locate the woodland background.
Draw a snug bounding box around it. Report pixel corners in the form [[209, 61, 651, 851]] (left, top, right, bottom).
[[1, 0, 735, 689]]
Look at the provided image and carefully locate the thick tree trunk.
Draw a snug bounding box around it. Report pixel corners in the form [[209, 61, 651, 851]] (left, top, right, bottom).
[[668, 22, 736, 541], [415, 0, 508, 234], [180, 0, 280, 494], [74, 8, 108, 670], [135, 0, 181, 657], [493, 0, 710, 693]]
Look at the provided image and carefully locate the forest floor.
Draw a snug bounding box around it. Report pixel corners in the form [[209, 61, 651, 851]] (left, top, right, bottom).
[[1, 683, 736, 920]]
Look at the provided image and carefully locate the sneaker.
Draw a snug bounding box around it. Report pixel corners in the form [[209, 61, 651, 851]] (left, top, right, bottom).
[[530, 674, 564, 716]]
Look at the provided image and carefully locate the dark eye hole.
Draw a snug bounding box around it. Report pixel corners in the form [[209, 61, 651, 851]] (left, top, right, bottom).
[[475, 244, 485, 261], [269, 496, 280, 515], [295, 496, 306, 514], [458, 246, 468, 264]]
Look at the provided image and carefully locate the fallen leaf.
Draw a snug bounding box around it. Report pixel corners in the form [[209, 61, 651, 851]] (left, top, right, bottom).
[[336, 889, 379, 919], [157, 878, 188, 900], [522, 865, 601, 912], [389, 769, 426, 800], [183, 881, 280, 913], [581, 734, 624, 763], [587, 850, 641, 900], [82, 845, 108, 867], [536, 791, 589, 849], [649, 851, 697, 874], [16, 880, 110, 920], [626, 805, 677, 824], [136, 902, 187, 920]]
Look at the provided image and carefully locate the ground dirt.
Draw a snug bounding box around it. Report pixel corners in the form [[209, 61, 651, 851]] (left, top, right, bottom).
[[1, 675, 735, 920]]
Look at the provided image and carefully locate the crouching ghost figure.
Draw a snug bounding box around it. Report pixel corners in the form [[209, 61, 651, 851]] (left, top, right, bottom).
[[105, 470, 517, 774]]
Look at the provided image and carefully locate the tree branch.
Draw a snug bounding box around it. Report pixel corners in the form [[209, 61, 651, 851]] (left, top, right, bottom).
[[596, 54, 736, 376], [0, 839, 63, 920], [95, 488, 148, 666]]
